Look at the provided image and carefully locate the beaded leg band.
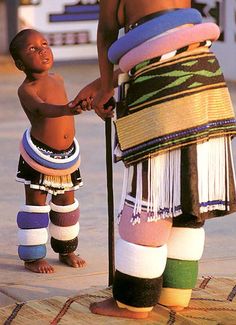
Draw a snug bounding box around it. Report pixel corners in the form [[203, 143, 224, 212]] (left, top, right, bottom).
[[114, 199, 171, 312], [17, 204, 50, 261], [49, 199, 80, 254], [114, 239, 166, 311], [159, 226, 205, 308], [119, 201, 172, 246]]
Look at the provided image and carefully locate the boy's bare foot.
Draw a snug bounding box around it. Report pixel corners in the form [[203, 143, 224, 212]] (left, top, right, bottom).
[[25, 259, 55, 273], [90, 298, 149, 319], [59, 252, 86, 268]]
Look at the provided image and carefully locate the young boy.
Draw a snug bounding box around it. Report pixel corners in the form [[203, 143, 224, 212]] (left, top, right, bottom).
[[9, 29, 88, 273]]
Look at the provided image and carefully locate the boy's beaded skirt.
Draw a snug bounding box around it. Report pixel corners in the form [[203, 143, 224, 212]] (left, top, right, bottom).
[[16, 128, 83, 195]]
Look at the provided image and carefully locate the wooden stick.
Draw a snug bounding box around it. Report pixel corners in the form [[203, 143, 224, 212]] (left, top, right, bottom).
[[104, 97, 116, 286]]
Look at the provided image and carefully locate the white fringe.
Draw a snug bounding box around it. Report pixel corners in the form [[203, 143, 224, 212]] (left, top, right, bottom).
[[118, 137, 233, 222], [225, 137, 230, 210], [147, 149, 182, 221], [113, 143, 123, 159], [229, 137, 236, 192], [118, 149, 182, 222], [117, 166, 130, 224], [42, 175, 73, 189], [197, 137, 229, 213], [133, 163, 142, 223]]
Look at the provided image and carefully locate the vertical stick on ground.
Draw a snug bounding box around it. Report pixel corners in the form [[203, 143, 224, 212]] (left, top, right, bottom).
[[105, 117, 115, 286], [103, 96, 116, 286]]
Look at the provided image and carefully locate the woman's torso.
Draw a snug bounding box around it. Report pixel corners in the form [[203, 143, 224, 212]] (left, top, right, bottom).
[[117, 0, 191, 31]]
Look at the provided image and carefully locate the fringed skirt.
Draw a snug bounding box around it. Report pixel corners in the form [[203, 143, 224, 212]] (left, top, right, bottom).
[[115, 48, 236, 222], [117, 139, 236, 223]]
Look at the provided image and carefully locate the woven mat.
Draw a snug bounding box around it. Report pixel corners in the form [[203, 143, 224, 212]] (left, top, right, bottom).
[[1, 277, 236, 325]]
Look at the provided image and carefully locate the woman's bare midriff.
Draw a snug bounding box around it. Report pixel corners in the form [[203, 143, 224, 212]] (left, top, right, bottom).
[[117, 0, 191, 30]]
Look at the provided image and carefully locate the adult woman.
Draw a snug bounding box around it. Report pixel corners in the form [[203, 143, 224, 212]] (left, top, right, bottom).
[[75, 0, 236, 319]]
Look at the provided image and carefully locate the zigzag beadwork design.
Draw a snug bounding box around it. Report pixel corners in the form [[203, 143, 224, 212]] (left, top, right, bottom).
[[127, 53, 225, 110], [115, 49, 236, 166], [130, 40, 212, 75]]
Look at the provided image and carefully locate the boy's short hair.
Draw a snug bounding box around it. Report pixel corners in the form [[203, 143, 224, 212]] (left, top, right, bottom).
[[9, 29, 36, 61]]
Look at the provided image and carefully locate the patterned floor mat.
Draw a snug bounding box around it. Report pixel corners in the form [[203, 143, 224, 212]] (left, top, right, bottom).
[[1, 277, 236, 325]]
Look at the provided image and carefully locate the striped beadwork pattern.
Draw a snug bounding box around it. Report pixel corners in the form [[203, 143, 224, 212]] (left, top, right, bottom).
[[17, 205, 50, 261], [129, 40, 211, 76], [115, 51, 236, 166], [49, 201, 80, 254]]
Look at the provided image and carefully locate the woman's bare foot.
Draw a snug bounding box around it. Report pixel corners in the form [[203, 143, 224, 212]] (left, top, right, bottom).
[[25, 259, 55, 273], [170, 305, 185, 312], [90, 298, 149, 319], [59, 252, 86, 268]]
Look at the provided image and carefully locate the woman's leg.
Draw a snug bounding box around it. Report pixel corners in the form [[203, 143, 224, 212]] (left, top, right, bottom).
[[91, 207, 172, 318], [17, 185, 54, 273], [49, 191, 86, 268], [91, 162, 172, 318], [158, 214, 205, 311]]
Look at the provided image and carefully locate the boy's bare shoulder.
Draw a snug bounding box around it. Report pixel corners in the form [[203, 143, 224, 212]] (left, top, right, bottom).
[[18, 80, 29, 97], [18, 72, 63, 96], [18, 79, 35, 98]]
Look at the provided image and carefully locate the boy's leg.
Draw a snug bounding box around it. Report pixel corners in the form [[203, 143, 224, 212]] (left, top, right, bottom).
[[17, 185, 54, 273], [49, 191, 86, 268]]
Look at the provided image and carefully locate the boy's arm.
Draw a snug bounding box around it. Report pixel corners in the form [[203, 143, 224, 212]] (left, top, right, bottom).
[[18, 85, 83, 118]]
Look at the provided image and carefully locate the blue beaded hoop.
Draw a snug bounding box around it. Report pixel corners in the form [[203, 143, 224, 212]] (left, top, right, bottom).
[[18, 244, 47, 261], [108, 8, 202, 64], [22, 129, 80, 169], [17, 211, 49, 229]]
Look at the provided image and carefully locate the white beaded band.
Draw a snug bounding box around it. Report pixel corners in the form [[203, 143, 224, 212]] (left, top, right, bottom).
[[49, 222, 80, 241], [115, 238, 167, 279], [167, 227, 205, 260], [19, 204, 51, 213], [50, 199, 79, 213], [18, 228, 48, 246]]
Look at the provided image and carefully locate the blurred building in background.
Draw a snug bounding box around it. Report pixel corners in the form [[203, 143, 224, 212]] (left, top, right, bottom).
[[193, 0, 236, 81], [0, 0, 236, 80], [18, 0, 99, 61]]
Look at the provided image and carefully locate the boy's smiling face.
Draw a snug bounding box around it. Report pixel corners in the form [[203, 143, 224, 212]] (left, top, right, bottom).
[[16, 30, 54, 73]]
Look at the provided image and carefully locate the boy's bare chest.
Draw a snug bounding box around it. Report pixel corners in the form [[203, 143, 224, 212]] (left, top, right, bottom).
[[36, 77, 67, 103]]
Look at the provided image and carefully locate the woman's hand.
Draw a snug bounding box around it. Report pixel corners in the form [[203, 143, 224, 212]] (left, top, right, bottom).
[[92, 89, 115, 120], [68, 100, 87, 115], [70, 78, 101, 111]]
